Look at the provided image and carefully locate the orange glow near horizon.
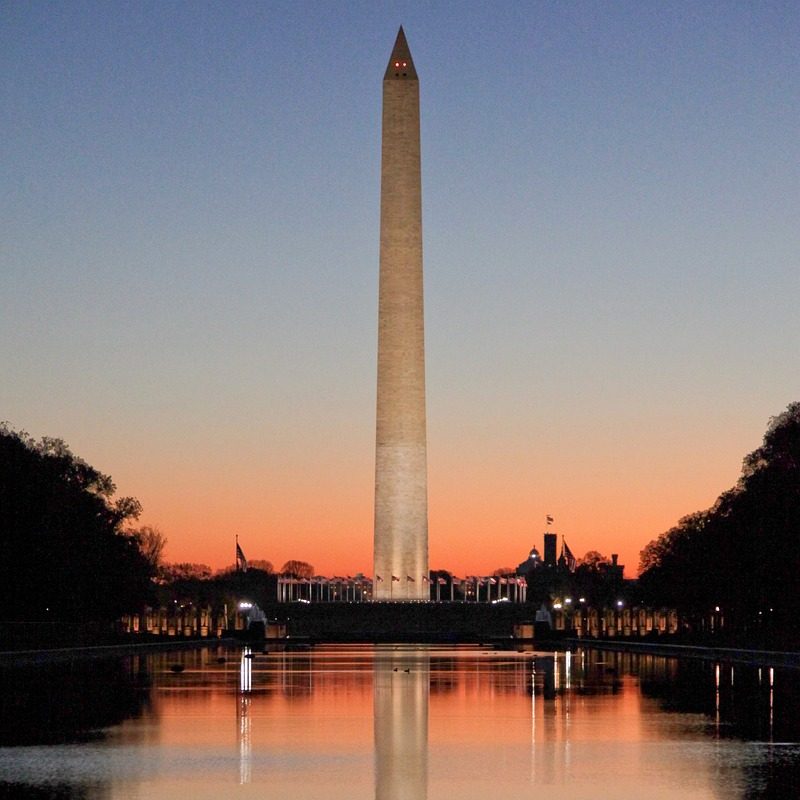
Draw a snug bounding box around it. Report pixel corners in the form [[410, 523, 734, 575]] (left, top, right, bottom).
[[128, 415, 746, 578]]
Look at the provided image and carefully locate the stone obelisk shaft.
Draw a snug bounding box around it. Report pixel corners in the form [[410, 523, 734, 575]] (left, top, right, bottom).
[[373, 27, 428, 601]]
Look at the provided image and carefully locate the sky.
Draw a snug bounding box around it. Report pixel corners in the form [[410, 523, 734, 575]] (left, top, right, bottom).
[[2, 1, 798, 578]]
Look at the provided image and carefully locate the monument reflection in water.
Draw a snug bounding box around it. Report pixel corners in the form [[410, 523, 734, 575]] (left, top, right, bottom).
[[3, 645, 800, 799], [374, 649, 429, 800], [236, 646, 431, 797]]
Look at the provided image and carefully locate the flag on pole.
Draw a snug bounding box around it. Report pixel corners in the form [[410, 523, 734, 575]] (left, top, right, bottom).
[[391, 575, 400, 582], [563, 539, 577, 572], [406, 575, 415, 582], [375, 575, 383, 582], [236, 539, 248, 572]]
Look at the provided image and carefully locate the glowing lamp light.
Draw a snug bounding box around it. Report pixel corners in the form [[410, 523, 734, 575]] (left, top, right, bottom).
[[616, 600, 623, 607], [238, 601, 253, 610]]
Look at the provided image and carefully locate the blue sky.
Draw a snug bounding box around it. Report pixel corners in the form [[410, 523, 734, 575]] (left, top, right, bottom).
[[2, 1, 798, 573]]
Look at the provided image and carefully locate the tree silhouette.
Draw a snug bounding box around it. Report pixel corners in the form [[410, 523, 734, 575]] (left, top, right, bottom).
[[158, 563, 213, 582], [638, 403, 800, 637], [130, 525, 167, 570], [0, 424, 154, 621], [579, 551, 610, 571], [280, 560, 314, 578]]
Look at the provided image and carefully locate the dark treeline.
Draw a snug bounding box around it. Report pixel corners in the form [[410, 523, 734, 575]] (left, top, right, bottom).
[[154, 567, 277, 617], [638, 403, 800, 643], [152, 560, 319, 616], [0, 424, 154, 623]]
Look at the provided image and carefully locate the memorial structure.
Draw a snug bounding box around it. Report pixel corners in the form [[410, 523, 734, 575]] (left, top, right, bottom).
[[373, 28, 429, 600]]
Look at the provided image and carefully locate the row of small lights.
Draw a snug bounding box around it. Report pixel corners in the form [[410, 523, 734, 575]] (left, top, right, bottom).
[[554, 601, 730, 613], [242, 600, 736, 613], [552, 597, 587, 610]]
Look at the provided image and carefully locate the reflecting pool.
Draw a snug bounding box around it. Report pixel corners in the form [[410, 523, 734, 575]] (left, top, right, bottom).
[[1, 644, 800, 799]]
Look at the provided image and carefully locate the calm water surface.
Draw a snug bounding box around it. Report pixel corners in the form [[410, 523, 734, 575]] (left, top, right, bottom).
[[1, 644, 799, 799]]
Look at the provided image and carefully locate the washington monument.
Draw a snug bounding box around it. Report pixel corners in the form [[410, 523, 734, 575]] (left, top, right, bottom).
[[373, 27, 428, 601]]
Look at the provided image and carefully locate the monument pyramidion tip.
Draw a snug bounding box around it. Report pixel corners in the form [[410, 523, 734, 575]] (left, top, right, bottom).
[[384, 26, 417, 80]]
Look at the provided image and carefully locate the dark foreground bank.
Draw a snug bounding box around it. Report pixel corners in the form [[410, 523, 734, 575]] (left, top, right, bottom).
[[0, 638, 239, 666], [563, 637, 800, 669]]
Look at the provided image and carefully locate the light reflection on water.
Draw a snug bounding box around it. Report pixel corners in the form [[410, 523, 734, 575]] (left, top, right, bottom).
[[1, 645, 800, 799]]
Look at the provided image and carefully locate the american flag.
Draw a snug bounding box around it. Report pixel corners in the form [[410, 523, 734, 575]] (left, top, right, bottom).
[[236, 541, 247, 572], [562, 539, 577, 572]]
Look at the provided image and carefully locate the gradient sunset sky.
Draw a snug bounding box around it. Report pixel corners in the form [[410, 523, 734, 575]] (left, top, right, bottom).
[[3, 2, 798, 577]]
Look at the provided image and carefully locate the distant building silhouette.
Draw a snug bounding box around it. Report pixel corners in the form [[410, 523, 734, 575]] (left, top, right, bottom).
[[516, 546, 540, 577], [607, 554, 624, 581], [543, 533, 557, 567]]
